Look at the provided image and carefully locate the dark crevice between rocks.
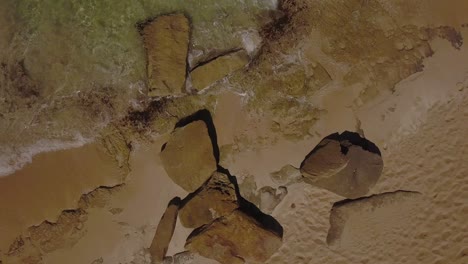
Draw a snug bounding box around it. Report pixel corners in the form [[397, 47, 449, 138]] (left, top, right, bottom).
[[173, 109, 283, 238], [217, 166, 284, 238], [125, 98, 170, 131], [174, 109, 220, 164], [190, 48, 244, 72]]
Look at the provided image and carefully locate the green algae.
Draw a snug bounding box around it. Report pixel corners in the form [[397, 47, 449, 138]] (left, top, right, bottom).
[[0, 0, 276, 168], [12, 0, 275, 97]]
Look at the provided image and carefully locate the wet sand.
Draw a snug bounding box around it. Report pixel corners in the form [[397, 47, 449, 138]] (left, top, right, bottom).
[[0, 143, 123, 251]]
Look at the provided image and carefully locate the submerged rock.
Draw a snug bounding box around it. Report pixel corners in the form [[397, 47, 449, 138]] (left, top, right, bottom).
[[185, 209, 282, 263], [300, 131, 383, 198], [190, 49, 250, 91], [258, 186, 288, 214], [160, 120, 217, 192], [239, 176, 287, 214], [179, 171, 239, 228], [149, 197, 181, 263], [141, 14, 190, 97], [270, 164, 303, 185]]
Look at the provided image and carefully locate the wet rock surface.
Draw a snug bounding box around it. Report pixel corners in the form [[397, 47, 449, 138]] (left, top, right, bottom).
[[28, 209, 88, 253], [160, 120, 217, 192], [179, 171, 239, 228], [239, 176, 288, 214], [149, 197, 181, 263], [140, 13, 190, 97], [185, 209, 283, 264], [190, 49, 250, 91], [270, 164, 302, 185], [300, 131, 384, 198]]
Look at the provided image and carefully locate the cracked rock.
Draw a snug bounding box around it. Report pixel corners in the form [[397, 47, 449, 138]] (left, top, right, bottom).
[[160, 120, 217, 192], [300, 131, 383, 198], [190, 49, 250, 91], [179, 171, 239, 228], [140, 13, 190, 97], [185, 209, 282, 264], [149, 197, 181, 264]]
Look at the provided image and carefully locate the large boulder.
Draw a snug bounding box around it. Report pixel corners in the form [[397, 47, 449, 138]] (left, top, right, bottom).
[[179, 171, 239, 228], [160, 120, 217, 192], [185, 209, 282, 263], [141, 13, 190, 97], [190, 49, 249, 91], [149, 198, 181, 263], [300, 131, 383, 198]]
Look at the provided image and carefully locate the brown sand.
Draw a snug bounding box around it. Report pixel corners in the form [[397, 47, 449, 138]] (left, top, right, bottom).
[[0, 143, 122, 252]]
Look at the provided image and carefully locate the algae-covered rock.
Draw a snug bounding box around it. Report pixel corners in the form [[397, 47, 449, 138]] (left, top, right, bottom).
[[149, 197, 181, 263], [179, 171, 238, 228], [160, 120, 217, 192], [190, 49, 249, 91], [300, 131, 383, 199], [141, 14, 190, 97], [185, 209, 282, 263]]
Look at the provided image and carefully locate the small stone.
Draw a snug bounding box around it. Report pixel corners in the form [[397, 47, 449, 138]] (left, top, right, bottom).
[[395, 41, 405, 51], [173, 251, 194, 264], [300, 131, 383, 199], [149, 198, 181, 263], [161, 120, 217, 192], [258, 186, 288, 214], [179, 171, 239, 228], [162, 256, 173, 264], [270, 164, 302, 185], [190, 49, 250, 91], [185, 210, 282, 264], [141, 14, 190, 97]]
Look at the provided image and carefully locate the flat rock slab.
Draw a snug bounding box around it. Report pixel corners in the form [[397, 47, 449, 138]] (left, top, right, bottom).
[[327, 191, 423, 251], [179, 171, 239, 228], [149, 197, 181, 263], [160, 120, 217, 193], [190, 49, 249, 91], [185, 209, 282, 263], [300, 131, 383, 198], [141, 13, 190, 97]]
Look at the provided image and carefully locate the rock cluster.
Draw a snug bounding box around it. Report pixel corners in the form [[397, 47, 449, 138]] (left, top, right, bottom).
[[153, 111, 283, 263], [140, 14, 251, 97], [300, 131, 383, 199]]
